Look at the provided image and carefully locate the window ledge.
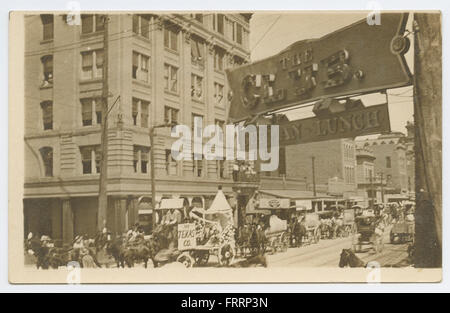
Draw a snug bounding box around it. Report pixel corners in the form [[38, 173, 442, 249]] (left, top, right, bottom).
[[132, 79, 151, 88], [191, 98, 204, 104], [164, 47, 180, 56], [214, 104, 226, 110], [40, 39, 54, 45], [164, 90, 180, 97], [40, 84, 53, 90], [132, 33, 151, 43], [79, 78, 103, 85], [80, 31, 104, 40]]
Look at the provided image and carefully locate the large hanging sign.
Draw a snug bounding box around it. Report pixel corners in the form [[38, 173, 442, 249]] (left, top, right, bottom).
[[278, 103, 391, 146], [226, 13, 411, 122]]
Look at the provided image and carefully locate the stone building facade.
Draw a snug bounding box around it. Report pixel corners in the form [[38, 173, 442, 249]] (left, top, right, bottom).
[[24, 13, 251, 242]]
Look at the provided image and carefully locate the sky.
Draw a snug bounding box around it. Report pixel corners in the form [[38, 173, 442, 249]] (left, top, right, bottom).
[[248, 12, 414, 135]]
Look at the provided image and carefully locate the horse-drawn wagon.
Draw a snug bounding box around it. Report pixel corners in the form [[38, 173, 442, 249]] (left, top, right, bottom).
[[352, 214, 384, 253], [390, 210, 415, 244], [264, 215, 289, 254], [303, 213, 321, 244], [341, 209, 356, 237], [175, 189, 236, 268]]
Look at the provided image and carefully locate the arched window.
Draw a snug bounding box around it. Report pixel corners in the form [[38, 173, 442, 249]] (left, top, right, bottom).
[[39, 147, 53, 177]]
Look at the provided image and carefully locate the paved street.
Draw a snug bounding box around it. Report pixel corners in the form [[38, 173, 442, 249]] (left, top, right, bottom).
[[266, 227, 410, 268]]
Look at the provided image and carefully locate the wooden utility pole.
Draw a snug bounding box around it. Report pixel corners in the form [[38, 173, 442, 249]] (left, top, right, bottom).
[[369, 170, 374, 209], [98, 15, 109, 232], [150, 127, 156, 229], [413, 13, 442, 268], [311, 156, 317, 197], [379, 172, 385, 203]]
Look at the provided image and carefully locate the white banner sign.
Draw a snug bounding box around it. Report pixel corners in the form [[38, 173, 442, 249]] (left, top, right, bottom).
[[177, 223, 197, 251], [295, 200, 312, 211]]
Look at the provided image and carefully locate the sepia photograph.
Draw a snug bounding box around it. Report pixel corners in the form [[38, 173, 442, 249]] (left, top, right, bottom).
[[8, 8, 442, 284]]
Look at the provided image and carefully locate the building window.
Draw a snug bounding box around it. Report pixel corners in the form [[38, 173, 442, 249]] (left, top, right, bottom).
[[234, 55, 245, 67], [386, 156, 392, 168], [41, 55, 53, 87], [191, 74, 203, 100], [218, 14, 225, 34], [166, 149, 177, 175], [193, 154, 203, 177], [132, 14, 150, 39], [40, 14, 54, 40], [163, 25, 178, 51], [81, 50, 103, 80], [214, 82, 224, 105], [132, 51, 149, 83], [164, 64, 178, 93], [81, 98, 101, 126], [81, 14, 105, 34], [236, 24, 243, 45], [132, 97, 150, 127], [40, 101, 53, 130], [164, 106, 179, 124], [215, 119, 225, 147], [191, 14, 203, 24], [192, 114, 203, 138], [39, 147, 53, 177], [191, 37, 204, 65], [80, 146, 101, 174], [133, 146, 149, 173], [214, 49, 224, 71]]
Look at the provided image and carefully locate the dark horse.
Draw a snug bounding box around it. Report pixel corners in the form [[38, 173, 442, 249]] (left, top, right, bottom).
[[290, 220, 307, 247], [248, 224, 267, 255], [105, 234, 157, 268], [236, 224, 252, 257], [25, 238, 51, 269], [339, 249, 366, 267]]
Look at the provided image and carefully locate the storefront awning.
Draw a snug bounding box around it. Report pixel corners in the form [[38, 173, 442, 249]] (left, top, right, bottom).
[[259, 189, 332, 200]]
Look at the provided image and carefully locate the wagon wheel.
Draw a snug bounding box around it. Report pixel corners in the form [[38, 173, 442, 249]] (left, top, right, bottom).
[[280, 232, 289, 252], [314, 228, 321, 244], [193, 250, 210, 266], [218, 244, 235, 267], [351, 223, 357, 234], [343, 225, 351, 237], [176, 252, 195, 268], [269, 237, 278, 254]]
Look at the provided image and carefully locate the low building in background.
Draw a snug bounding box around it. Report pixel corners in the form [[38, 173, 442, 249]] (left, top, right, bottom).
[[284, 138, 358, 199], [356, 131, 409, 201]]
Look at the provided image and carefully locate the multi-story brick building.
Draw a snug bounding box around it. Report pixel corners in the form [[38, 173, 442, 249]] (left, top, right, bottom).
[[356, 132, 409, 196], [24, 13, 251, 242], [284, 139, 358, 198]]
